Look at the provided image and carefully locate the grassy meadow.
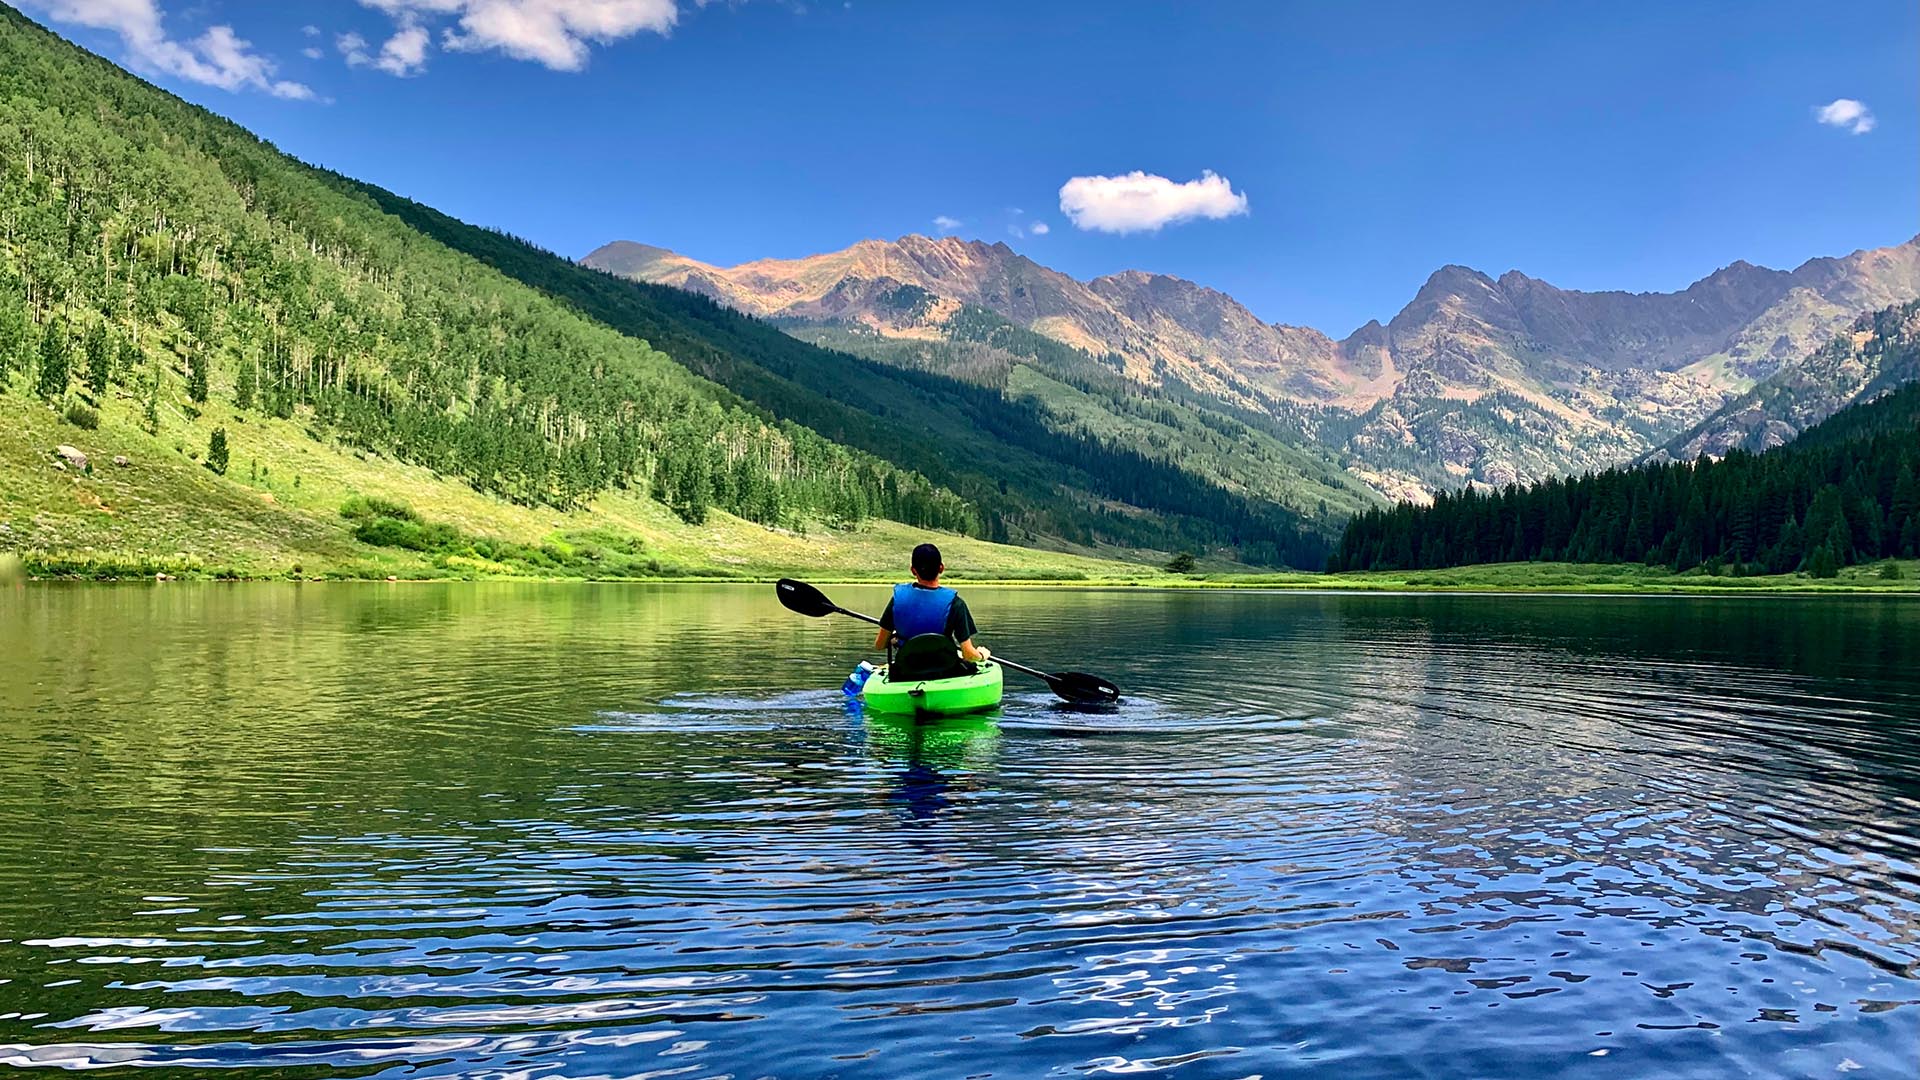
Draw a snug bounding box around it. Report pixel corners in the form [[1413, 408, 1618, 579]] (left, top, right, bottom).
[[0, 389, 1162, 583]]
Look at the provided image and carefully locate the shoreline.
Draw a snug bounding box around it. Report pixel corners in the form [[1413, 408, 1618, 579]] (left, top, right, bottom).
[[12, 563, 1918, 595]]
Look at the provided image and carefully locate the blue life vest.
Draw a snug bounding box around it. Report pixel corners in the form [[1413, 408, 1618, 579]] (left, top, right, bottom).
[[891, 583, 957, 639]]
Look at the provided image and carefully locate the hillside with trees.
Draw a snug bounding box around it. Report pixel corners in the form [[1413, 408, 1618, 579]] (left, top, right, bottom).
[[1331, 306, 1920, 578], [0, 4, 987, 547]]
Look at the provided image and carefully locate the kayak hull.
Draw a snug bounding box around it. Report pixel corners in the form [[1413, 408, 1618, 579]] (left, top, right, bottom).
[[861, 661, 1003, 716]]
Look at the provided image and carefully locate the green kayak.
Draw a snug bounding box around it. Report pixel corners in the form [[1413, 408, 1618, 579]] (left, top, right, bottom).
[[861, 660, 1004, 716]]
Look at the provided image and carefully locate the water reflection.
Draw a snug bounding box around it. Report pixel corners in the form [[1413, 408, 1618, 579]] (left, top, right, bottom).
[[0, 584, 1915, 1077], [862, 710, 999, 827]]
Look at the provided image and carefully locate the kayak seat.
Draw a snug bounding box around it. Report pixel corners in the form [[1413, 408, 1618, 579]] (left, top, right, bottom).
[[890, 633, 971, 681]]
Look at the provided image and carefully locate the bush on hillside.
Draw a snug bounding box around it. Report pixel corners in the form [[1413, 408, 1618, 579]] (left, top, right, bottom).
[[340, 496, 422, 523]]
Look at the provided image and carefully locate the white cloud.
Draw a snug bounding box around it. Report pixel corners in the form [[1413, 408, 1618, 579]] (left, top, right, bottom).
[[302, 24, 321, 37], [1007, 223, 1024, 239], [302, 45, 324, 59], [1029, 221, 1049, 235], [1815, 98, 1875, 135], [375, 25, 431, 75], [25, 0, 314, 99], [342, 23, 430, 76], [360, 0, 681, 72], [932, 215, 962, 232], [1058, 169, 1248, 234], [337, 30, 372, 65]]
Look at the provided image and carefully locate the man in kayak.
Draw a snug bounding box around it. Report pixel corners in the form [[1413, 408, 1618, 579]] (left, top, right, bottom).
[[874, 543, 992, 664]]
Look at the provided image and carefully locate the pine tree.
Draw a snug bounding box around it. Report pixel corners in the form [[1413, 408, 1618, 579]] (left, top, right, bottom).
[[0, 294, 27, 385], [84, 322, 110, 398], [141, 371, 161, 435], [676, 452, 712, 525], [1807, 545, 1839, 579], [206, 427, 230, 475], [35, 320, 69, 401], [186, 347, 209, 405], [117, 337, 140, 380], [1822, 517, 1853, 568], [1893, 472, 1919, 547]]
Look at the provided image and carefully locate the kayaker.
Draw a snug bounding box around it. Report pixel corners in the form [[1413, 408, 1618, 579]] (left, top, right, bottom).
[[874, 543, 992, 664]]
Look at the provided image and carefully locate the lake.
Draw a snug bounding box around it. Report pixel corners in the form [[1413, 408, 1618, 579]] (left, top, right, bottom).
[[1, 584, 1916, 1077]]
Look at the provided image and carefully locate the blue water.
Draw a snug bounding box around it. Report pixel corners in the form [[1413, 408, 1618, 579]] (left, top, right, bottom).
[[0, 584, 1915, 1076]]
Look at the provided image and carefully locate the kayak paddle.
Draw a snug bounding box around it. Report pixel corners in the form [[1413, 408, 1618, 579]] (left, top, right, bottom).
[[776, 578, 1121, 705]]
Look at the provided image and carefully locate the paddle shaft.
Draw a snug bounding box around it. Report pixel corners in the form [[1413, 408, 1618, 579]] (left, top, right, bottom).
[[776, 579, 1117, 703]]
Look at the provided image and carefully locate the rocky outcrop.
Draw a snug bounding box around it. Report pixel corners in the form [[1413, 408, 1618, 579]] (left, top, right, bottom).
[[1653, 301, 1920, 463]]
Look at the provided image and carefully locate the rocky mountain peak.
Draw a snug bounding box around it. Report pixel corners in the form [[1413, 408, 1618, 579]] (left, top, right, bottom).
[[580, 240, 697, 279]]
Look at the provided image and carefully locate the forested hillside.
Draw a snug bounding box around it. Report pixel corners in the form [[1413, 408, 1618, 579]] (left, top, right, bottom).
[[337, 184, 1338, 566], [1332, 308, 1920, 577], [784, 303, 1381, 522], [0, 4, 974, 545]]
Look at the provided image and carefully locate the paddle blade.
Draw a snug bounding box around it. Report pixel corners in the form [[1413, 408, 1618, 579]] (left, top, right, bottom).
[[775, 578, 839, 618], [1049, 671, 1121, 705]]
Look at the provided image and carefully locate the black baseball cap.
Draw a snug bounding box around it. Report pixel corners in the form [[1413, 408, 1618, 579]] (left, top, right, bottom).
[[911, 543, 943, 579]]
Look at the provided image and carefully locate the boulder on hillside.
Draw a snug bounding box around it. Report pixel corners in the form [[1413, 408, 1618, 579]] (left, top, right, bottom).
[[113, 455, 130, 468], [54, 445, 88, 471]]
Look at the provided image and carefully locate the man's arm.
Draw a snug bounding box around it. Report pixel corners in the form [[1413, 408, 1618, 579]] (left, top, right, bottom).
[[874, 599, 895, 651], [951, 597, 987, 662]]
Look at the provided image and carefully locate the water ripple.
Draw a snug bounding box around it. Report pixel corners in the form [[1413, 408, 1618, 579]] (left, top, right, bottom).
[[0, 585, 1916, 1077]]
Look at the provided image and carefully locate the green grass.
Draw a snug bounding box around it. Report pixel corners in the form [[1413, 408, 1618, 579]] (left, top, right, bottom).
[[0, 385, 1169, 582]]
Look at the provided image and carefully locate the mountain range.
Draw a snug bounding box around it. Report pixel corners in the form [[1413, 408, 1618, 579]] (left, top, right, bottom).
[[585, 233, 1920, 500]]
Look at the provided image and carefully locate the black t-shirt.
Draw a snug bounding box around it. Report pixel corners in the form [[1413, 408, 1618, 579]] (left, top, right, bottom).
[[879, 587, 978, 642]]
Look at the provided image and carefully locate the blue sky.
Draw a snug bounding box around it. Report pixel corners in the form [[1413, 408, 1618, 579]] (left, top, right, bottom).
[[23, 1, 1918, 335]]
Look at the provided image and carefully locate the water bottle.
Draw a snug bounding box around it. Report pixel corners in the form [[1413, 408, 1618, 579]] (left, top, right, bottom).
[[842, 660, 877, 697]]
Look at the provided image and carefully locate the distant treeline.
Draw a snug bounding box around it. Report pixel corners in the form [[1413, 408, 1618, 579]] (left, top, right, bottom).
[[1332, 380, 1920, 577]]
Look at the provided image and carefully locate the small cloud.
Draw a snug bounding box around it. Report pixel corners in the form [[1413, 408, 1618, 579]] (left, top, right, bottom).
[[302, 46, 323, 59], [1815, 98, 1875, 135], [24, 0, 314, 100], [932, 215, 962, 232], [1029, 221, 1050, 235], [1007, 223, 1025, 239], [337, 30, 371, 66], [302, 24, 320, 37], [1058, 169, 1249, 234], [374, 25, 430, 76]]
